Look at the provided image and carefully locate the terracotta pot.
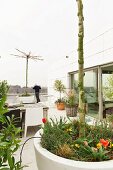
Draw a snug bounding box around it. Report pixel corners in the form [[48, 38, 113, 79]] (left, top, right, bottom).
[[56, 102, 65, 110]]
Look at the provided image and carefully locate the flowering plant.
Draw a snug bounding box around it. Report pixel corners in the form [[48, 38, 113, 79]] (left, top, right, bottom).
[[41, 118, 113, 162], [54, 80, 66, 104], [64, 89, 78, 107], [42, 117, 47, 124]]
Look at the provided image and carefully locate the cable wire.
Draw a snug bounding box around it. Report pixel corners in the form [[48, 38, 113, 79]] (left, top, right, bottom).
[[20, 136, 41, 166]]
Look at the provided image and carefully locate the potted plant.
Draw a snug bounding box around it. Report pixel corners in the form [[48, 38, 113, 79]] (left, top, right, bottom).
[[54, 80, 66, 110], [34, 118, 113, 170], [64, 89, 78, 117]]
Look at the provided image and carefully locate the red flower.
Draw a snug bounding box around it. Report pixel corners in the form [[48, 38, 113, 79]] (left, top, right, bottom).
[[100, 139, 109, 148], [42, 118, 47, 124]]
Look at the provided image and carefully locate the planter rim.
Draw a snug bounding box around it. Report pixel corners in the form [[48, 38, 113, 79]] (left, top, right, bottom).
[[34, 130, 113, 169], [65, 105, 78, 108]]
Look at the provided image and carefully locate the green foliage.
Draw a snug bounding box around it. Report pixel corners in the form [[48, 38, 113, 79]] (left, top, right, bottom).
[[54, 80, 66, 93], [107, 114, 113, 123], [103, 74, 113, 100], [0, 116, 22, 169], [20, 93, 31, 97], [41, 118, 113, 162], [0, 81, 9, 115], [0, 80, 9, 98], [55, 98, 65, 104], [0, 80, 22, 169], [64, 89, 78, 107], [54, 80, 66, 101], [41, 118, 72, 153]]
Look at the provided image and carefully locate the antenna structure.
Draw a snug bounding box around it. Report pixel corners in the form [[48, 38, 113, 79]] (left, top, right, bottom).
[[11, 49, 43, 95]]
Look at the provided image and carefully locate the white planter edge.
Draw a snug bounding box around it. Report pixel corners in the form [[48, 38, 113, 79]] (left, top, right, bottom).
[[34, 130, 113, 170]]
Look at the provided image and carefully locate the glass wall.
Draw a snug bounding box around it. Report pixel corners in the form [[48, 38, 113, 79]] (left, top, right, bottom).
[[70, 68, 99, 118], [102, 73, 113, 101]]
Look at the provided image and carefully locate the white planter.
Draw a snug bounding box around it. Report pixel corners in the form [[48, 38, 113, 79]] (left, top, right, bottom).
[[19, 95, 36, 104], [34, 130, 113, 170]]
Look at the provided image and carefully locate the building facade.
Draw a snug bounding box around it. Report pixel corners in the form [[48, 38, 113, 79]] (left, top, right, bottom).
[[48, 28, 113, 119]]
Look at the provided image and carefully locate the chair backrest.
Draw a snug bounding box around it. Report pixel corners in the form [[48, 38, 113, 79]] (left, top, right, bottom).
[[25, 107, 43, 127]]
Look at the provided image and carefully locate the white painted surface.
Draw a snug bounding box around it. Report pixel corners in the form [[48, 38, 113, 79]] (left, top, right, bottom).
[[24, 107, 43, 137], [19, 95, 36, 104], [6, 94, 21, 107], [48, 28, 113, 99]]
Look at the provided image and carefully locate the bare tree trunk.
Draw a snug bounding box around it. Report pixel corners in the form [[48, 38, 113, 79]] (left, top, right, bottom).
[[25, 56, 28, 95], [76, 0, 85, 137]]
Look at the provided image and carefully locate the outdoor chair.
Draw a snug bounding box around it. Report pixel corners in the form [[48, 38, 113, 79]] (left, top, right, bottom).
[[24, 107, 43, 137]]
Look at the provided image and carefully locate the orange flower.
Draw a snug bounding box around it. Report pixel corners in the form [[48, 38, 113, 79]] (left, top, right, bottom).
[[100, 139, 109, 148]]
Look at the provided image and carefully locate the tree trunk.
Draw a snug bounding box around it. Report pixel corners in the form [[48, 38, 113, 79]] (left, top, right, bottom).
[[25, 56, 29, 95], [76, 0, 85, 137]]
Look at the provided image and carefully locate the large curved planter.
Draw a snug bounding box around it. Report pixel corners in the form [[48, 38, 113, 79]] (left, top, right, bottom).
[[34, 130, 113, 170]]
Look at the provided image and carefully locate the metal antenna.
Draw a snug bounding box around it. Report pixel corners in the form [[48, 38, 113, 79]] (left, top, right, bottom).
[[11, 49, 44, 95]]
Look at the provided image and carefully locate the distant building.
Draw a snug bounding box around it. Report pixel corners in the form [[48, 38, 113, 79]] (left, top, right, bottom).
[[8, 85, 47, 94]]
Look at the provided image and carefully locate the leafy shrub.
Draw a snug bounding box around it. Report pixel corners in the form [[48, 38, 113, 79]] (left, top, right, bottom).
[[56, 144, 74, 158], [0, 80, 22, 169], [64, 89, 78, 107], [41, 118, 113, 162], [0, 115, 22, 169], [54, 80, 66, 102], [55, 98, 65, 104]]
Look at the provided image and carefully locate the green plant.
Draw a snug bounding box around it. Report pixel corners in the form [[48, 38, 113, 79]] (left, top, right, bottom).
[[107, 114, 113, 127], [20, 93, 31, 97], [0, 116, 22, 169], [41, 118, 113, 162], [64, 89, 78, 107], [0, 80, 22, 169], [54, 80, 66, 103], [55, 98, 65, 104], [103, 74, 113, 100]]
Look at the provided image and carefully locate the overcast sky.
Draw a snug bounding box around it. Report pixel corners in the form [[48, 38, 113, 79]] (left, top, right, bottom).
[[0, 0, 113, 87]]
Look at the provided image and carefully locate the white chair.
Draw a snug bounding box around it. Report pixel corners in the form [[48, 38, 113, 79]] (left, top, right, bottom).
[[24, 107, 43, 137]]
